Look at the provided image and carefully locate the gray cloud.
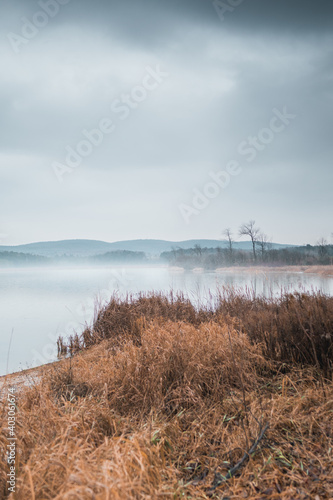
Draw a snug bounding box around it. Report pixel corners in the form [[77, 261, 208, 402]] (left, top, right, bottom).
[[0, 0, 332, 245]]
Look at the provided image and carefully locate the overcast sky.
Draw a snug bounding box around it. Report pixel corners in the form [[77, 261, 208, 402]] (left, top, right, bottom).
[[1, 0, 332, 246]]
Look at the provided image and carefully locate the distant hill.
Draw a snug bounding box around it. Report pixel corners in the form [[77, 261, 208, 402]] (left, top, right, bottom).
[[0, 249, 148, 267], [0, 251, 48, 266], [0, 239, 293, 258], [0, 240, 113, 258]]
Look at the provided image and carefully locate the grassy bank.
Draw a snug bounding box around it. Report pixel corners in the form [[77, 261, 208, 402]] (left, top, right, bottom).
[[1, 291, 333, 498]]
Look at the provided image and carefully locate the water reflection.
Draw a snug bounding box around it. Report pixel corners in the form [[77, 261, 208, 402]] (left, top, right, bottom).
[[0, 266, 332, 375]]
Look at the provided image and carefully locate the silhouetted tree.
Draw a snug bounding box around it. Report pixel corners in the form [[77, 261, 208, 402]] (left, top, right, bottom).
[[257, 232, 271, 261], [223, 228, 234, 263], [194, 244, 202, 258], [317, 237, 328, 260], [239, 220, 261, 261]]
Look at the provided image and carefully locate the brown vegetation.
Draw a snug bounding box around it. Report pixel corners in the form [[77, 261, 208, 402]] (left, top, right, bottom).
[[1, 291, 333, 499]]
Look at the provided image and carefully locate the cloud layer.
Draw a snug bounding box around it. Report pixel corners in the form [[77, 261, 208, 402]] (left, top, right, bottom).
[[1, 0, 332, 245]]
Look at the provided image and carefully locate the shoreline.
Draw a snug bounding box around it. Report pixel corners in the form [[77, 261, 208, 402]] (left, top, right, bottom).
[[214, 265, 333, 277], [1, 266, 332, 380], [0, 359, 66, 391]]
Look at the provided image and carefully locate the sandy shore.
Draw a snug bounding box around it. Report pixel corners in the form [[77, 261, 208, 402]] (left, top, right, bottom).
[[0, 360, 66, 396], [0, 344, 105, 392]]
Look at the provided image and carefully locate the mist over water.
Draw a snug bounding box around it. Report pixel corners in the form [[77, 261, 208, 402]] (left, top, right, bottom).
[[1, 266, 333, 375]]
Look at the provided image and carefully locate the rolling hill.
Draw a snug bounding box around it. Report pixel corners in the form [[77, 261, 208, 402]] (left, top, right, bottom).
[[0, 239, 293, 258]]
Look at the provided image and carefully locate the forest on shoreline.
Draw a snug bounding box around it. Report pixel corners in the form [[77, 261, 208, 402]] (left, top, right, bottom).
[[0, 242, 332, 269]]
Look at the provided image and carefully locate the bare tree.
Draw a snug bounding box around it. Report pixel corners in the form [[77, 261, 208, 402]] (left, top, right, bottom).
[[171, 246, 177, 259], [194, 244, 202, 258], [239, 220, 261, 261], [223, 228, 234, 263], [257, 232, 271, 261], [317, 237, 328, 259]]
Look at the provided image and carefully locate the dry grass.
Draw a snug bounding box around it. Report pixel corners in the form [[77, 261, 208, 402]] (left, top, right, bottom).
[[214, 289, 333, 377], [1, 291, 333, 499], [60, 290, 333, 377], [57, 292, 206, 355]]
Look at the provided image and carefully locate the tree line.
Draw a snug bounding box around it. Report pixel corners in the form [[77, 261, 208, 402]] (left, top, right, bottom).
[[161, 220, 333, 269]]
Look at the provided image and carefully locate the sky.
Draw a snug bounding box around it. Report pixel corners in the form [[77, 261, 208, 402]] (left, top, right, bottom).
[[0, 0, 332, 246]]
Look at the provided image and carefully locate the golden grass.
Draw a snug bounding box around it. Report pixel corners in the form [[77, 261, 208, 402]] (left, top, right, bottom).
[[1, 291, 333, 499]]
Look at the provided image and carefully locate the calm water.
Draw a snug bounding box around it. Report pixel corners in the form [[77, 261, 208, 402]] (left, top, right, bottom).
[[1, 266, 333, 375]]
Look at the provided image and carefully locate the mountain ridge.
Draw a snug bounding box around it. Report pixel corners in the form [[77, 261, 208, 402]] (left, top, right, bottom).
[[0, 239, 294, 257]]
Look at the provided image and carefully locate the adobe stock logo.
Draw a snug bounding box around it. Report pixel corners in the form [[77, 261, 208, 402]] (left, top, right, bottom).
[[52, 65, 169, 183], [7, 0, 71, 54], [179, 106, 296, 224], [213, 0, 246, 22]]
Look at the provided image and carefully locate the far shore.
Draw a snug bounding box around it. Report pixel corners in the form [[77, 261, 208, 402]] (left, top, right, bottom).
[[171, 264, 333, 277], [214, 265, 333, 277]]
